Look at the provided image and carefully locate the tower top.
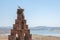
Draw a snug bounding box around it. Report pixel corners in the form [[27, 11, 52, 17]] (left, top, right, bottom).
[[18, 6, 21, 9], [17, 6, 24, 14], [18, 6, 24, 10]]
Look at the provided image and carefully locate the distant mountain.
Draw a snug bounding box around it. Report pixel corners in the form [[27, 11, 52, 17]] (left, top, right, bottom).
[[0, 26, 60, 34], [30, 26, 60, 31], [0, 27, 12, 34]]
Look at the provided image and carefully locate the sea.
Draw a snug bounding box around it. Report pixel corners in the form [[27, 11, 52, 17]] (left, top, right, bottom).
[[1, 29, 60, 37], [30, 29, 60, 37]]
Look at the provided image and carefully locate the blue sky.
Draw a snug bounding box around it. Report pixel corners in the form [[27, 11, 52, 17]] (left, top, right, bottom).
[[0, 0, 60, 27]]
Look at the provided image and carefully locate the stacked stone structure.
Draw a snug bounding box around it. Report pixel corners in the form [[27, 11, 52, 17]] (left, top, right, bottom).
[[8, 7, 32, 40]]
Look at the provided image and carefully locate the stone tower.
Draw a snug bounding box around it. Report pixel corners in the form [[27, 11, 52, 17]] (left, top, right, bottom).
[[8, 7, 32, 40]]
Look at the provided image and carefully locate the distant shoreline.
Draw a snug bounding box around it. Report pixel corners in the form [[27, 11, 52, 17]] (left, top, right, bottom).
[[0, 34, 60, 37]]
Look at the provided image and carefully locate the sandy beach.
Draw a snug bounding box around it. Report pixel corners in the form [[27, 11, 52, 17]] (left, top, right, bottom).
[[0, 36, 8, 40], [0, 34, 60, 40], [32, 34, 60, 40]]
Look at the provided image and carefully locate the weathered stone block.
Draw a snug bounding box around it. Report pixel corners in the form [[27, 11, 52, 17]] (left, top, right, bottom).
[[8, 7, 32, 40]]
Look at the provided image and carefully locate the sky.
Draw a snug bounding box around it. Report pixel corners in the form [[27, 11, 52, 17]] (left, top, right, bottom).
[[0, 0, 60, 27]]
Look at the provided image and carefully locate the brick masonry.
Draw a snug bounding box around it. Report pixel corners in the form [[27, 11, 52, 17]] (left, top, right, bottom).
[[8, 7, 32, 40]]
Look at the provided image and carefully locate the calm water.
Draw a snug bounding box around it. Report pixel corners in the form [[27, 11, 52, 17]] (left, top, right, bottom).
[[2, 29, 60, 37], [30, 30, 60, 37]]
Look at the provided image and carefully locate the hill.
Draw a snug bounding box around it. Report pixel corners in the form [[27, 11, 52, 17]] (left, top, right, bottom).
[[0, 26, 60, 34]]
